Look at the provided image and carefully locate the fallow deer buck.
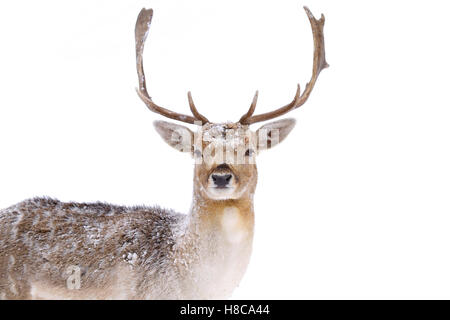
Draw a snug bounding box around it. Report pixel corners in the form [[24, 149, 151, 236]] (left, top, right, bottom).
[[0, 6, 328, 299]]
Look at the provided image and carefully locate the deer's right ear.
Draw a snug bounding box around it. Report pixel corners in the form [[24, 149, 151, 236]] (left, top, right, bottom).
[[153, 120, 194, 153]]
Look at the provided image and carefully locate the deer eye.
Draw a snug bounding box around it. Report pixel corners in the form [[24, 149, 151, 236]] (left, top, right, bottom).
[[245, 149, 254, 157], [194, 150, 202, 158]]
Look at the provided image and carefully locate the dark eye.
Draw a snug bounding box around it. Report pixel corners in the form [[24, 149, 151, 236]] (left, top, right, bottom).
[[194, 150, 202, 157], [245, 149, 254, 157]]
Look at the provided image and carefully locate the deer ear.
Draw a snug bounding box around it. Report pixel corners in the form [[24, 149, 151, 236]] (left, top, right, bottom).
[[153, 120, 194, 153], [256, 118, 296, 151]]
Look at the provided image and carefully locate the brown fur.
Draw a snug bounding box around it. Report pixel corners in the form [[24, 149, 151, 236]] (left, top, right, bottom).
[[0, 120, 294, 300]]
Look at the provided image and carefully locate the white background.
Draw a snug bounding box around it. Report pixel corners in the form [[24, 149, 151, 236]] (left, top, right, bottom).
[[1, 0, 450, 299]]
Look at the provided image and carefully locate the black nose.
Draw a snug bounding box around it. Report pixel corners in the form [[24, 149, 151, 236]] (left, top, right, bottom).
[[212, 174, 232, 188]]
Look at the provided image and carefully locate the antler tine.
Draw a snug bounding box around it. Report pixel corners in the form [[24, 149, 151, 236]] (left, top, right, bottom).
[[239, 6, 328, 125], [187, 91, 209, 124], [135, 8, 208, 125], [238, 91, 259, 124]]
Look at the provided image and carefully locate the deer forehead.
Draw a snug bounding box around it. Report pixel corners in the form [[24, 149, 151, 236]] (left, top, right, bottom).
[[196, 123, 257, 149]]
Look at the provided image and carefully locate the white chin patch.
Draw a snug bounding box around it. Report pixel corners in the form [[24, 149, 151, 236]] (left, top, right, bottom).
[[207, 187, 237, 200]]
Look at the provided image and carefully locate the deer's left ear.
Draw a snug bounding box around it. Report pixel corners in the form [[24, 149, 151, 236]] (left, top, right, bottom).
[[256, 118, 296, 151]]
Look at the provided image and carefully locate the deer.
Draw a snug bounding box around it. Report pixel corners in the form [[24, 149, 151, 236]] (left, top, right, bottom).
[[0, 6, 328, 300]]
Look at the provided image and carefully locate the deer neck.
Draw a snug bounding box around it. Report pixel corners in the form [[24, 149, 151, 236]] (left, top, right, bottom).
[[187, 187, 255, 246], [178, 190, 255, 298]]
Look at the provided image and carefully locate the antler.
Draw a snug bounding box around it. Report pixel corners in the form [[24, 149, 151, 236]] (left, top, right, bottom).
[[135, 8, 209, 125], [239, 6, 328, 125]]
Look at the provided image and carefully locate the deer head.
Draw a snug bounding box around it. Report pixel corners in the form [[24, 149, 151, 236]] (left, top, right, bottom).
[[135, 6, 328, 201]]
